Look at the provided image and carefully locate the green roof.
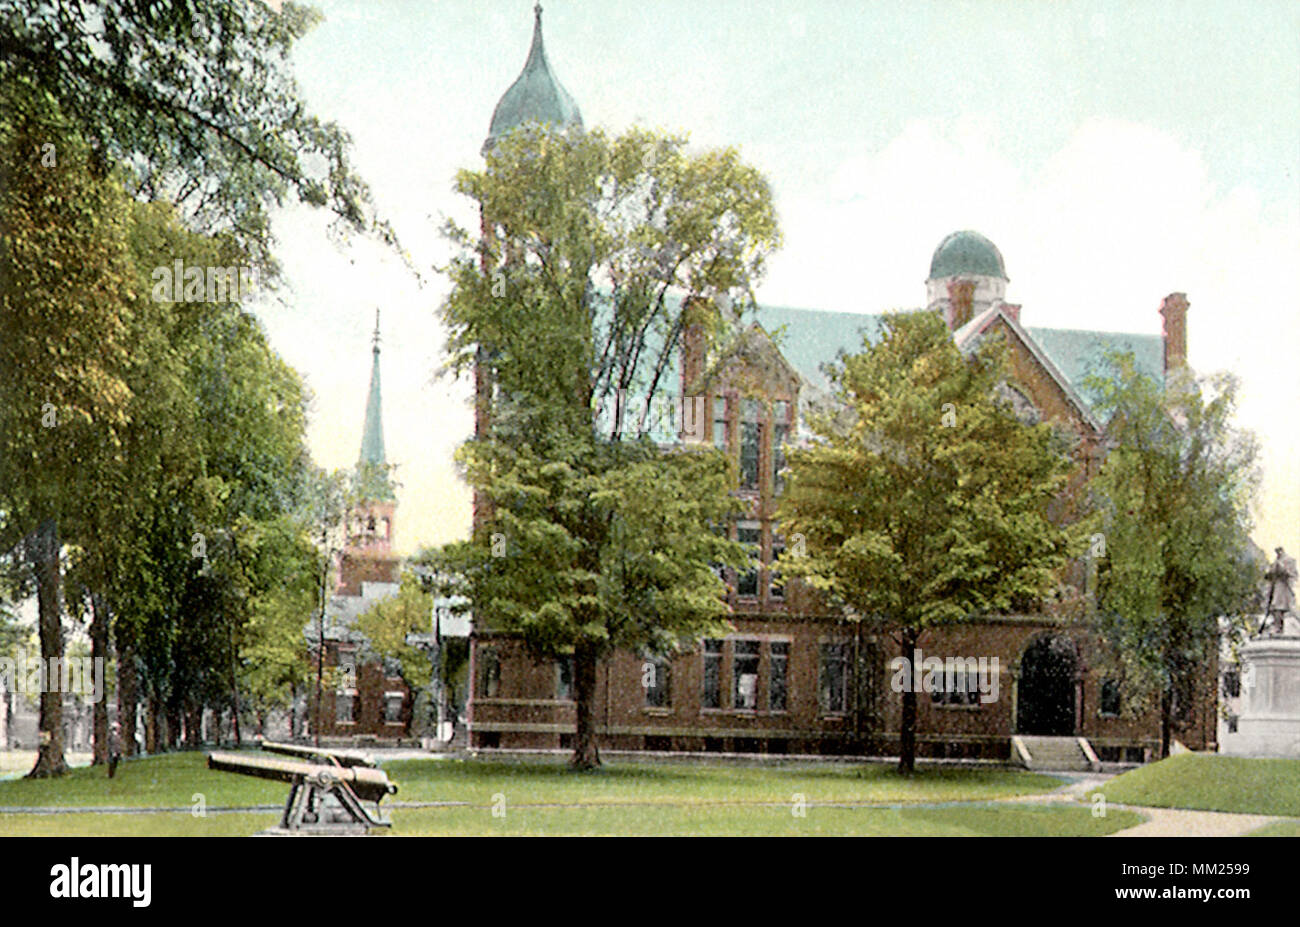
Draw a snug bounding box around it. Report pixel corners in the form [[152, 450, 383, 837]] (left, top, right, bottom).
[[928, 230, 1008, 281], [483, 5, 583, 156], [360, 340, 386, 467]]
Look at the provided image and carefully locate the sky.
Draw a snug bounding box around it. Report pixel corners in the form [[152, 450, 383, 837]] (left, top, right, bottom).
[[248, 0, 1300, 559]]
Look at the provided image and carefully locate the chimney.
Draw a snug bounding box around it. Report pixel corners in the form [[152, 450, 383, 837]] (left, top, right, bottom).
[[1159, 292, 1189, 373], [947, 279, 975, 329], [1002, 303, 1021, 325], [680, 297, 706, 398]]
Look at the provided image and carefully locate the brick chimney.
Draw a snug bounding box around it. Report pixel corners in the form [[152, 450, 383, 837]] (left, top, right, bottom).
[[680, 297, 707, 397], [1159, 292, 1189, 373], [947, 279, 976, 329], [1002, 303, 1022, 325]]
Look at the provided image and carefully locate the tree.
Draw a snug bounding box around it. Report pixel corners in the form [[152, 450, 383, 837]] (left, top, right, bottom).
[[355, 571, 436, 692], [435, 126, 779, 769], [775, 310, 1074, 775], [1086, 355, 1260, 758], [0, 0, 394, 273], [0, 84, 138, 777]]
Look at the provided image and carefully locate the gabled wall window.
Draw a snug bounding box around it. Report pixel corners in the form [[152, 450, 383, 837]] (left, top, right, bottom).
[[644, 654, 672, 708], [772, 400, 790, 495], [769, 641, 789, 711], [479, 646, 500, 698], [336, 690, 358, 724], [556, 656, 574, 701], [733, 640, 761, 710], [702, 639, 724, 709], [740, 399, 762, 490], [769, 534, 786, 600], [1100, 678, 1122, 717], [383, 691, 404, 723], [819, 643, 849, 714], [736, 523, 760, 598], [712, 398, 728, 449]]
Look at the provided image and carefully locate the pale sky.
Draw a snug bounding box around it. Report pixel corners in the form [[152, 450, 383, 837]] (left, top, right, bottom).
[[248, 0, 1300, 559]]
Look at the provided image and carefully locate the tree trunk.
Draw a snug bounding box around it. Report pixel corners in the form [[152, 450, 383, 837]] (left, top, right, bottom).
[[166, 702, 181, 750], [184, 704, 203, 749], [27, 518, 67, 778], [289, 685, 298, 741], [1160, 687, 1172, 759], [89, 593, 109, 766], [570, 638, 601, 770], [143, 692, 159, 754], [116, 629, 139, 757], [898, 627, 919, 776]]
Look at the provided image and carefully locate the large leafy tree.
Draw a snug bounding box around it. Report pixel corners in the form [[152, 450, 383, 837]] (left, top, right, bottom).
[[435, 126, 779, 768], [0, 0, 393, 273], [776, 310, 1074, 775], [1086, 355, 1260, 757], [0, 84, 138, 777]]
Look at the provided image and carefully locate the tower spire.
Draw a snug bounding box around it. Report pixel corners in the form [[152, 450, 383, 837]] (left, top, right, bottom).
[[360, 309, 386, 469]]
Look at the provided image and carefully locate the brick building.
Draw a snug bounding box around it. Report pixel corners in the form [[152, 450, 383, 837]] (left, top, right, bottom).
[[308, 313, 415, 743], [466, 9, 1220, 762]]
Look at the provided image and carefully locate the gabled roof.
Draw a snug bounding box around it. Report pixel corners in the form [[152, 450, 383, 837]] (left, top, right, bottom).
[[953, 304, 1103, 432]]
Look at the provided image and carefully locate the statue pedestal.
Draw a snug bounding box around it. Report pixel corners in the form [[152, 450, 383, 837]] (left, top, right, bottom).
[[1222, 635, 1300, 757]]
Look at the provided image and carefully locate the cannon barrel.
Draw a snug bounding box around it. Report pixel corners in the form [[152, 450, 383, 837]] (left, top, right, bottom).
[[260, 741, 378, 768], [207, 752, 398, 803]]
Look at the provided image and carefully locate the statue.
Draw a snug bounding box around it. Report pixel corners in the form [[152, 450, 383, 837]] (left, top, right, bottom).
[[1262, 547, 1297, 636]]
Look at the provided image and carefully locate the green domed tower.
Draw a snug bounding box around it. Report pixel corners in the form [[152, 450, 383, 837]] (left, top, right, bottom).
[[482, 4, 584, 156], [925, 230, 1009, 329]]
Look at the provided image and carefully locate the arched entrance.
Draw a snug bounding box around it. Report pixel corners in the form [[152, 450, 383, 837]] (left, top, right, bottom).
[[1016, 635, 1078, 736]]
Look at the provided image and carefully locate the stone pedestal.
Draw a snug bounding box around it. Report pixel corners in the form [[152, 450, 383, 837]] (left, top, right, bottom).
[[1223, 632, 1300, 757]]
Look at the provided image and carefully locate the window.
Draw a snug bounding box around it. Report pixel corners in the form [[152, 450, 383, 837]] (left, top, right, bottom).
[[712, 398, 727, 449], [479, 646, 500, 698], [383, 691, 404, 723], [644, 654, 672, 708], [733, 640, 760, 710], [556, 656, 574, 701], [819, 643, 849, 713], [931, 672, 981, 706], [335, 690, 358, 724], [702, 639, 724, 709], [773, 401, 790, 495], [769, 641, 789, 711], [737, 523, 760, 598], [1222, 670, 1241, 699], [740, 400, 762, 490], [1100, 678, 1122, 716], [770, 535, 786, 600]]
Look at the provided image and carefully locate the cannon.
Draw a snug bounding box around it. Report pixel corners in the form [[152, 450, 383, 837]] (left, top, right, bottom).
[[207, 748, 398, 835], [259, 741, 378, 769]]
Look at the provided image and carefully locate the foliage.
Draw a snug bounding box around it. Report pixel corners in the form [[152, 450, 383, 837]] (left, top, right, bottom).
[[0, 0, 394, 274], [776, 310, 1074, 773], [354, 570, 435, 690], [433, 126, 780, 767], [1085, 354, 1260, 754]]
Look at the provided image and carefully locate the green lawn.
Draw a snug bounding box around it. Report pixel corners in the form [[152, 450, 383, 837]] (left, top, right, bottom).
[[1092, 753, 1300, 816], [0, 803, 1142, 837], [0, 750, 1063, 810], [0, 749, 1137, 836], [1245, 819, 1300, 837]]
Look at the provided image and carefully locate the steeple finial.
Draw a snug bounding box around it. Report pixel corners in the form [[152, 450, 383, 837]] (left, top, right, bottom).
[[373, 308, 381, 353]]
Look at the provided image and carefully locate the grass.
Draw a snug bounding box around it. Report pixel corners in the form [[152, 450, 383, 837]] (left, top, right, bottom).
[[1245, 819, 1300, 837], [0, 750, 1063, 810], [0, 749, 1135, 836], [0, 803, 1142, 838], [1091, 753, 1300, 816]]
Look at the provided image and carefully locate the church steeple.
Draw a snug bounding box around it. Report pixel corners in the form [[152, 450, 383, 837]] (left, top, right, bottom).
[[360, 309, 385, 467], [356, 309, 395, 503], [482, 3, 584, 156]]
